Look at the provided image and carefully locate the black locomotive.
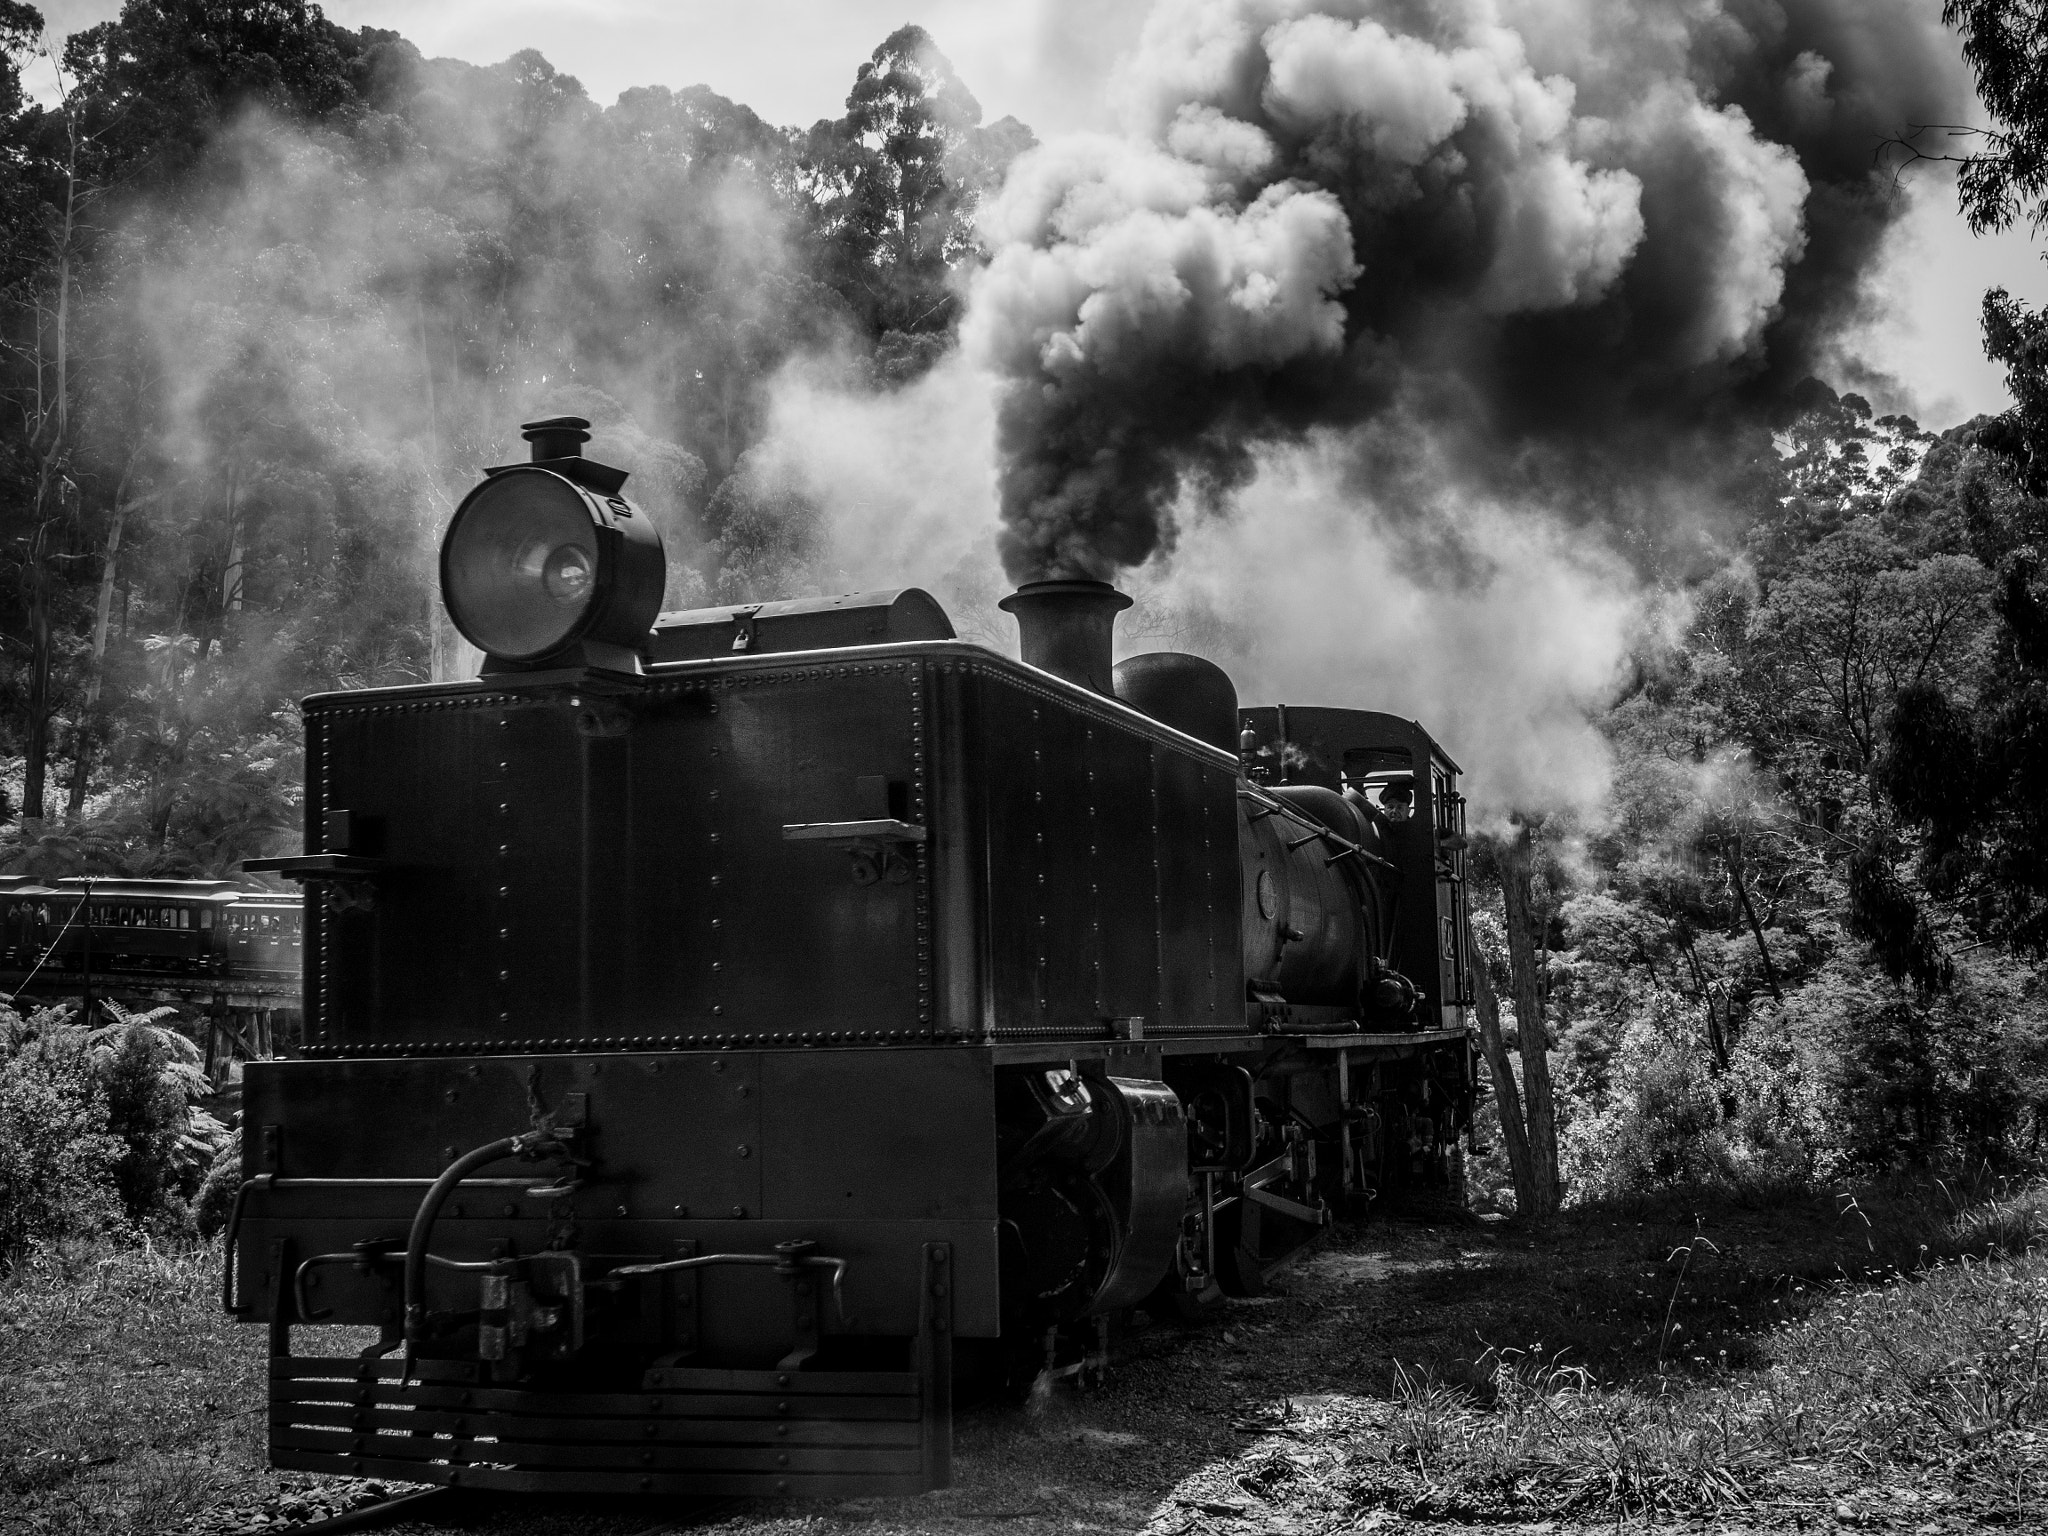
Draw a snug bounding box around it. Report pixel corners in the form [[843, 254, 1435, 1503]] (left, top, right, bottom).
[[228, 417, 1480, 1498]]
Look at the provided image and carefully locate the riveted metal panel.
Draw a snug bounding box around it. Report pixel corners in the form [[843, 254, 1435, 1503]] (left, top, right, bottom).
[[758, 1048, 996, 1221], [920, 659, 985, 1040], [303, 661, 927, 1053], [245, 1053, 764, 1216], [1156, 746, 1241, 1031], [1089, 727, 1162, 1024], [965, 657, 1242, 1040], [979, 673, 1090, 1038], [688, 664, 926, 1042]]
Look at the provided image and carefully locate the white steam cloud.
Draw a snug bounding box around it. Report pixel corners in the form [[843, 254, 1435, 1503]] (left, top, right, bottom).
[[761, 0, 1960, 819], [1122, 438, 1650, 820]]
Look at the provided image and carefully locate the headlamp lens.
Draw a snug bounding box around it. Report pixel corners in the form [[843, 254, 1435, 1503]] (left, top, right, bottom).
[[541, 543, 595, 607], [442, 472, 602, 660]]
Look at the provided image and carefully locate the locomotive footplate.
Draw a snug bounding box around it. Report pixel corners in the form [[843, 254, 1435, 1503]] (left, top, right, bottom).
[[268, 1243, 954, 1497]]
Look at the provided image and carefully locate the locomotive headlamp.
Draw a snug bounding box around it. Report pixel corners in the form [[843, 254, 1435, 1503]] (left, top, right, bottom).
[[440, 417, 666, 671]]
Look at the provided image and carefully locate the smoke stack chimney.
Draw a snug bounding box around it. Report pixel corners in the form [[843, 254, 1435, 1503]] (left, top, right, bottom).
[[522, 415, 591, 462], [1000, 578, 1132, 694]]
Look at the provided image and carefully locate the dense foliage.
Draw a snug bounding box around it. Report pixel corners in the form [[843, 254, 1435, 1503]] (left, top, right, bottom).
[[1466, 394, 2048, 1206], [0, 998, 223, 1258]]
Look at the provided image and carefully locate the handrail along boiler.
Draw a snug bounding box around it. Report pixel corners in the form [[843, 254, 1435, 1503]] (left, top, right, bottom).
[[231, 416, 1481, 1498]]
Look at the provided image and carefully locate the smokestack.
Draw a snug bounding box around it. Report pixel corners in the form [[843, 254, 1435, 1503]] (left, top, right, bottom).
[[523, 415, 591, 462], [1000, 579, 1132, 694]]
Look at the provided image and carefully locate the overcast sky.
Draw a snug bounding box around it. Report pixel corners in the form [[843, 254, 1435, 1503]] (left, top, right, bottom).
[[22, 0, 2048, 431]]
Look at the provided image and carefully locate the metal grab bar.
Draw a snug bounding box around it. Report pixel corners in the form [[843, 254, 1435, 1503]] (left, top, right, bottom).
[[220, 1175, 271, 1314], [1236, 785, 1399, 872], [611, 1248, 849, 1313], [293, 1248, 510, 1322], [290, 1243, 851, 1328], [270, 1174, 579, 1198], [220, 1172, 564, 1315]]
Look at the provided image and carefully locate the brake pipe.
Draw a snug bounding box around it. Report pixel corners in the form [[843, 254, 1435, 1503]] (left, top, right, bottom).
[[402, 1129, 564, 1379]]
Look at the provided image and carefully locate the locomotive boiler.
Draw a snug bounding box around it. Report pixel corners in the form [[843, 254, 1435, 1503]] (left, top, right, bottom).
[[229, 417, 1479, 1498]]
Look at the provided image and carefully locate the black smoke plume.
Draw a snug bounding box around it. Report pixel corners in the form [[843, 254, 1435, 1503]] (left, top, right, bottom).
[[964, 0, 1969, 582]]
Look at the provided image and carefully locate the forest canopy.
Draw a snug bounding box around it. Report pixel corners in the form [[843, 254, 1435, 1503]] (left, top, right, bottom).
[[0, 1, 1031, 868]]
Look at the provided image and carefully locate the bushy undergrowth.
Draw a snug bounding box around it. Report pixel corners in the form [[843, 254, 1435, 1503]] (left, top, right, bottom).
[[1349, 1181, 2048, 1522], [0, 1020, 124, 1256], [1535, 943, 2048, 1209], [0, 1001, 228, 1267], [1365, 1252, 2048, 1520]]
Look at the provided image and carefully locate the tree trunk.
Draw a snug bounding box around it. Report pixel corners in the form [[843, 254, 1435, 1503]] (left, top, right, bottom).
[[221, 467, 244, 614], [1729, 855, 1783, 1002], [68, 490, 144, 819], [22, 112, 82, 825], [1677, 931, 1731, 1071], [1468, 947, 1538, 1215], [1499, 822, 1562, 1215], [22, 555, 51, 821]]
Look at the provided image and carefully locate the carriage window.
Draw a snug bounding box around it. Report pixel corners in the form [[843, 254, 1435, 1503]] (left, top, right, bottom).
[[200, 910, 212, 929]]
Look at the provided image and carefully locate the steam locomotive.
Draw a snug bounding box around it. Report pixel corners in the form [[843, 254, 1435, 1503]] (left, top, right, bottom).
[[228, 418, 1480, 1498]]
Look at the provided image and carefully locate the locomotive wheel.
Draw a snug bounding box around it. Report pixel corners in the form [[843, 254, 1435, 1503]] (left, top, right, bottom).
[[997, 1178, 1115, 1334]]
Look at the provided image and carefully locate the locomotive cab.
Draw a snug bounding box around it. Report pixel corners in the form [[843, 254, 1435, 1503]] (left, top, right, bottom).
[[231, 419, 1480, 1499], [1238, 707, 1474, 1033]]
